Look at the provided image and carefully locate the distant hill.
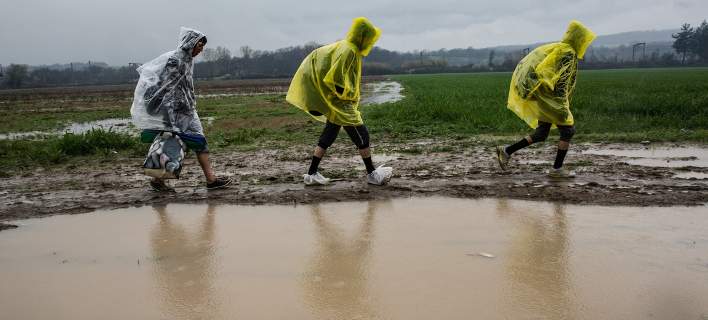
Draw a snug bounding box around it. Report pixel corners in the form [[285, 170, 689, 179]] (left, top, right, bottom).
[[415, 28, 680, 67], [592, 29, 678, 47], [489, 29, 678, 53]]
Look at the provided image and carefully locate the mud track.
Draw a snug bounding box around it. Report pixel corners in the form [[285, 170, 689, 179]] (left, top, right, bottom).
[[1, 141, 706, 223]]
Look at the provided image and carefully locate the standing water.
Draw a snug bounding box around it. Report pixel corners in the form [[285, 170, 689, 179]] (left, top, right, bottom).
[[1, 197, 707, 319]]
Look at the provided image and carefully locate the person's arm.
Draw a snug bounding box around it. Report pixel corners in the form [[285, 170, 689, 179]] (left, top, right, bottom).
[[323, 50, 359, 101], [554, 54, 576, 99], [535, 47, 573, 93], [535, 49, 576, 119], [144, 56, 185, 115]]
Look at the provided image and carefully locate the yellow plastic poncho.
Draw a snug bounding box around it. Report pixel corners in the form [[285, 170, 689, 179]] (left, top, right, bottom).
[[507, 20, 596, 128], [286, 17, 381, 126]]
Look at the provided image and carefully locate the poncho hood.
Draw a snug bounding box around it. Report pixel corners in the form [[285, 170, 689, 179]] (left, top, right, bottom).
[[346, 17, 381, 57], [561, 20, 596, 60], [178, 27, 207, 53]]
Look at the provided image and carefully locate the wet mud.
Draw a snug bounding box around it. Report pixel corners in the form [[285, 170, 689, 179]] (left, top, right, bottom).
[[1, 141, 706, 223]]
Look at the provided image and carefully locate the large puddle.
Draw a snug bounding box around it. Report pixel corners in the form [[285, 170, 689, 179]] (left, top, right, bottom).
[[1, 197, 707, 319], [0, 118, 134, 140], [0, 117, 215, 140], [583, 146, 708, 168], [361, 81, 404, 105]]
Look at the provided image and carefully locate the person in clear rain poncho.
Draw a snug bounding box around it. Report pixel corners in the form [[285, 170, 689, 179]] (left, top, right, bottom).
[[131, 27, 232, 191], [495, 20, 596, 178], [287, 17, 393, 186]]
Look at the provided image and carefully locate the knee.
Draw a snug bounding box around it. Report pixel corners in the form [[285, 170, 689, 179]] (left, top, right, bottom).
[[348, 126, 370, 150], [530, 126, 551, 143], [355, 135, 370, 150], [317, 124, 340, 150], [317, 135, 337, 150], [559, 126, 576, 142]]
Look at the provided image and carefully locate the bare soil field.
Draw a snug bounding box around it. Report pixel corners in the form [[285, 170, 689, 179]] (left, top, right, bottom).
[[1, 139, 706, 223]]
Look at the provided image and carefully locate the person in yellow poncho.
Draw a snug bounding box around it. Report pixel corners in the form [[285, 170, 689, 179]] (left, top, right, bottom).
[[287, 17, 393, 186], [495, 20, 596, 178]]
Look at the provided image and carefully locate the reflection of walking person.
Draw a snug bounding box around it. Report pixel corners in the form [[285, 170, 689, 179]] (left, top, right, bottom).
[[302, 202, 379, 319], [131, 27, 232, 192], [150, 204, 221, 319], [496, 21, 596, 178], [499, 201, 573, 319], [286, 17, 393, 186]]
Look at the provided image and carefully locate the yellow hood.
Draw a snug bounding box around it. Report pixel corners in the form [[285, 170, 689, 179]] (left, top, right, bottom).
[[561, 20, 596, 60], [346, 17, 381, 57]]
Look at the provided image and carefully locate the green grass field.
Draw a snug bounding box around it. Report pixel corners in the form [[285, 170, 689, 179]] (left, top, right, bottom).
[[1, 67, 707, 170], [365, 67, 708, 142]]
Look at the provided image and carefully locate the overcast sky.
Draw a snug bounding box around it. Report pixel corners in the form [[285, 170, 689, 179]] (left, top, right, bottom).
[[1, 0, 706, 66]]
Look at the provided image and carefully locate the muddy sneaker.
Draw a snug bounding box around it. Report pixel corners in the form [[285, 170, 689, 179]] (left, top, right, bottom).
[[495, 146, 510, 171], [367, 165, 393, 185], [304, 172, 330, 186], [207, 177, 233, 190], [548, 168, 576, 179], [150, 180, 175, 193]]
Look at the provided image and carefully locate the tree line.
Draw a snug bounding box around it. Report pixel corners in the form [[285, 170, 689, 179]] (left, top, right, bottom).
[[672, 21, 708, 64], [2, 20, 707, 89]]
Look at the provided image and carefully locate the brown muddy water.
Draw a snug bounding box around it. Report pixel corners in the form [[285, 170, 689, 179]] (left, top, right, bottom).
[[1, 197, 707, 320], [583, 146, 708, 168]]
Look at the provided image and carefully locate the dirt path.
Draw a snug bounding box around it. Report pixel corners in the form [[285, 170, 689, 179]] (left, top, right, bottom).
[[1, 140, 706, 223]]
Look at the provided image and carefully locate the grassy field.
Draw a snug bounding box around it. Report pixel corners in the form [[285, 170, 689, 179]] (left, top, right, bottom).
[[1, 68, 707, 170], [365, 67, 708, 141]]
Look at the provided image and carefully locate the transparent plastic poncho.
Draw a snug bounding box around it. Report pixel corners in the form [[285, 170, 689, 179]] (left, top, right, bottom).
[[286, 17, 381, 126], [507, 21, 596, 128], [131, 27, 206, 135]]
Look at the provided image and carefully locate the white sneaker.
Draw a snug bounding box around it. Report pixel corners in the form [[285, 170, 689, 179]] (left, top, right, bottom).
[[367, 166, 393, 185], [303, 172, 330, 185]]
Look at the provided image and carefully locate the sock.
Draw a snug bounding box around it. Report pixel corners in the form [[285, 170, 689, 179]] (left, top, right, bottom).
[[363, 157, 375, 174], [505, 138, 530, 155], [308, 156, 322, 175], [554, 149, 568, 169]]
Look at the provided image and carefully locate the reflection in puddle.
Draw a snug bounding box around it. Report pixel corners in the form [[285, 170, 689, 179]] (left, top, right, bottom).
[[500, 200, 573, 319], [150, 204, 221, 320], [1, 198, 708, 319], [302, 203, 378, 319], [583, 146, 708, 168], [361, 81, 404, 105]]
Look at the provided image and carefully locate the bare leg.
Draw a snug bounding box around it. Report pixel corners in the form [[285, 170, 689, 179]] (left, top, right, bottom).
[[358, 147, 371, 159], [196, 152, 217, 183], [314, 146, 326, 158], [558, 140, 570, 151]]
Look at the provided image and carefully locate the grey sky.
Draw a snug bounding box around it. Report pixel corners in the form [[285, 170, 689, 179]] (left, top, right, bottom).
[[1, 0, 706, 66]]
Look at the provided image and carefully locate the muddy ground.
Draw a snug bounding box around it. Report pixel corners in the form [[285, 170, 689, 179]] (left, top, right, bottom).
[[1, 140, 706, 223]]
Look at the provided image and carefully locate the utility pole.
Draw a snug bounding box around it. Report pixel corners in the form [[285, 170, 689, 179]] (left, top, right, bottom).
[[632, 43, 646, 62]]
